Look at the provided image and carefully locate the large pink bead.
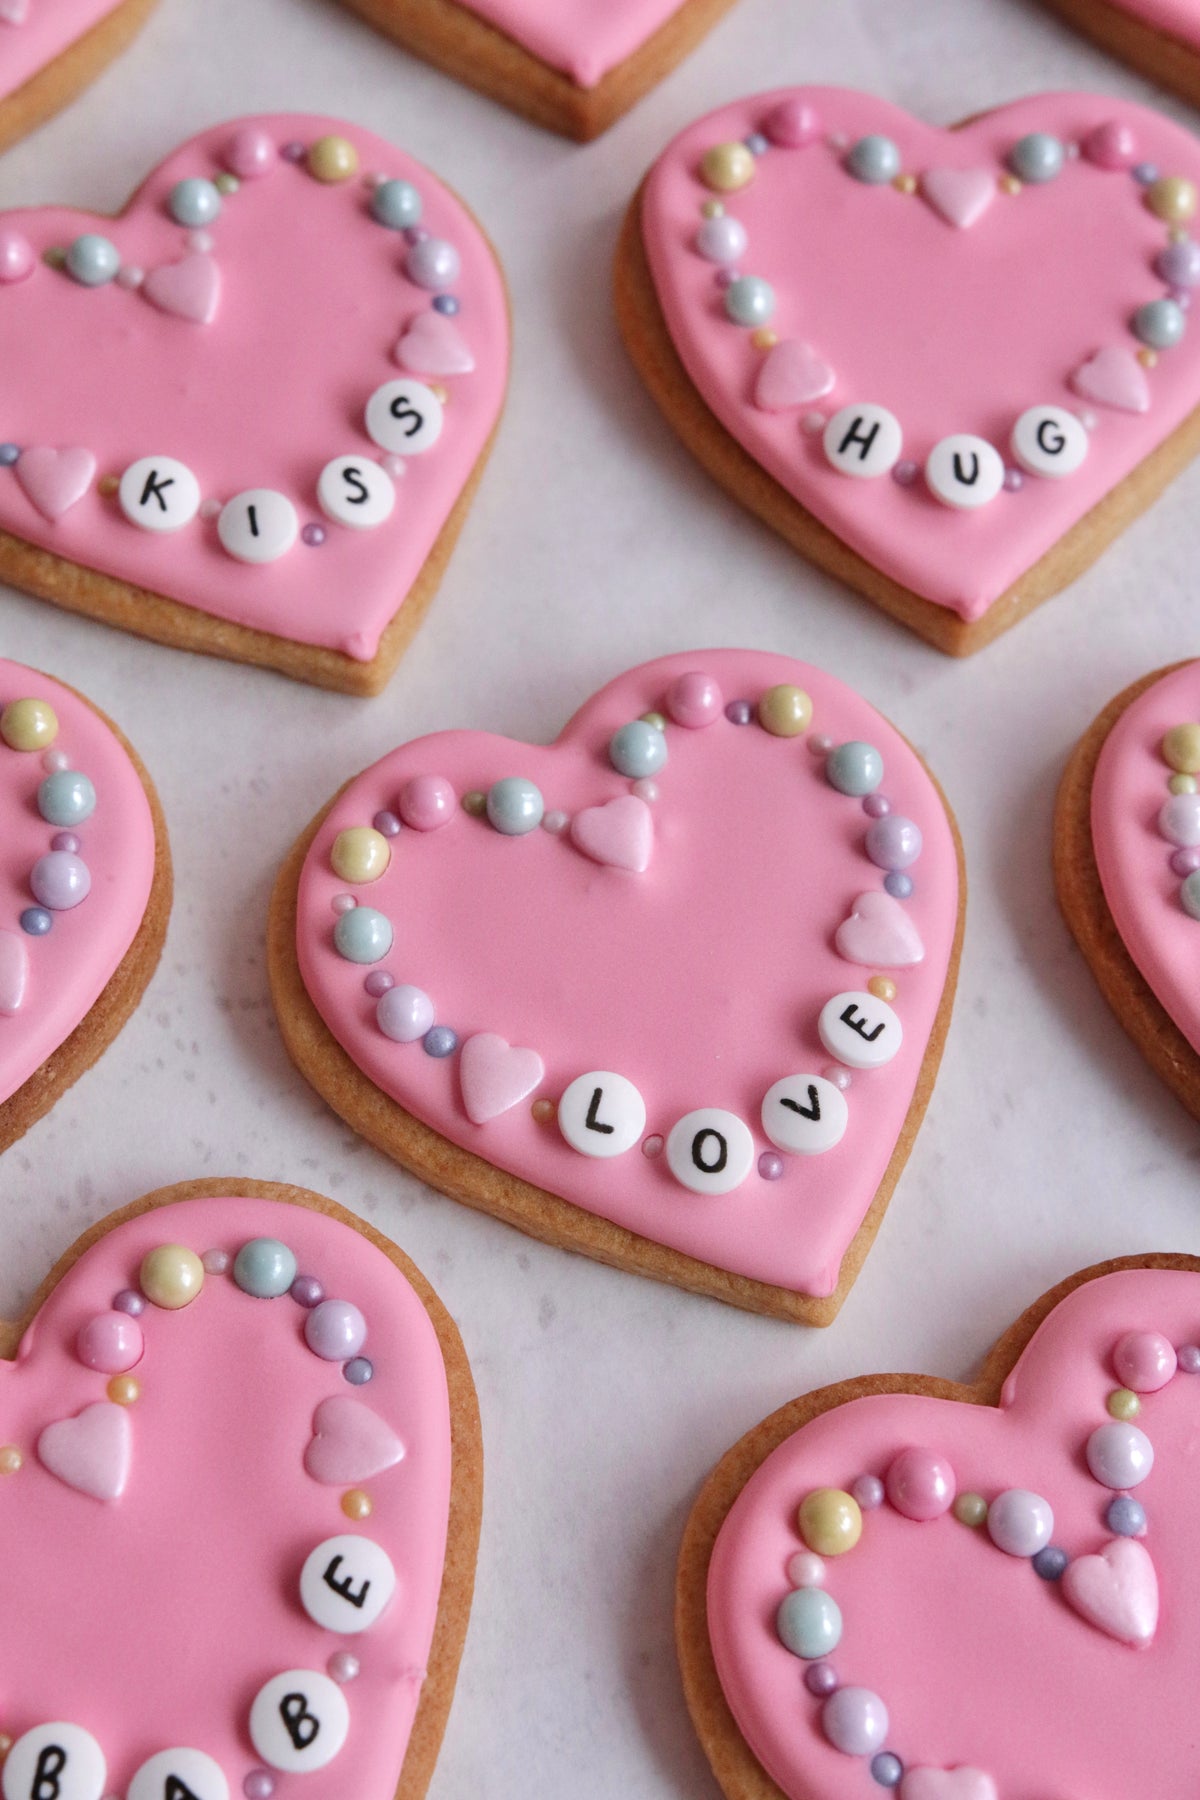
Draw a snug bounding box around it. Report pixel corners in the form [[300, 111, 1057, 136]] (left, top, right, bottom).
[[398, 774, 455, 831], [0, 230, 34, 284], [223, 127, 278, 180], [885, 1447, 956, 1521], [1113, 1330, 1177, 1393], [666, 671, 723, 729], [763, 99, 822, 149], [76, 1310, 144, 1373], [1082, 120, 1137, 171]]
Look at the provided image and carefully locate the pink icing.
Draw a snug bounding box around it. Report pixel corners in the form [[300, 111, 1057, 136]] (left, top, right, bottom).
[[708, 1266, 1200, 1797], [0, 0, 123, 102], [1091, 660, 1200, 1054], [0, 658, 156, 1107], [0, 115, 508, 663], [446, 0, 701, 87], [294, 651, 960, 1298], [640, 90, 1200, 621], [1109, 0, 1200, 48], [0, 1193, 453, 1797]]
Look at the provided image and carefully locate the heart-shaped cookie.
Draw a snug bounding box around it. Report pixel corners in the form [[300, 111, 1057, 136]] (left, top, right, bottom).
[[1056, 658, 1200, 1122], [679, 1254, 1200, 1799], [0, 115, 509, 694], [269, 651, 964, 1324], [617, 89, 1200, 656], [1038, 0, 1200, 110], [336, 0, 742, 140], [0, 0, 156, 154], [0, 658, 170, 1156], [0, 1177, 480, 1800]]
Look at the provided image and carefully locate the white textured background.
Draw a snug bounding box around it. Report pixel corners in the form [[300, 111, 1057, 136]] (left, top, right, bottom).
[[3, 0, 1200, 1792]]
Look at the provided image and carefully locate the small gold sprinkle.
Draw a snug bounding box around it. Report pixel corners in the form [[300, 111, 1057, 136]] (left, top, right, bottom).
[[999, 174, 1022, 196], [1170, 225, 1189, 243], [0, 1446, 22, 1476], [430, 384, 449, 404], [214, 173, 240, 196], [462, 790, 486, 817], [751, 326, 778, 350], [700, 199, 725, 220], [108, 1375, 140, 1406], [43, 246, 66, 269], [98, 474, 120, 498], [1138, 347, 1159, 369], [531, 1099, 556, 1124], [0, 1735, 12, 1763], [868, 976, 897, 1002], [892, 173, 917, 195], [342, 1488, 373, 1520]]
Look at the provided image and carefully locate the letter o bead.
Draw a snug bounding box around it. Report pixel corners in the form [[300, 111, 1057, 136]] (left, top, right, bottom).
[[665, 1107, 755, 1195]]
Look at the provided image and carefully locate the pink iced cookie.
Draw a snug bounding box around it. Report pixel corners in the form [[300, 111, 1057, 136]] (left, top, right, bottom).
[[0, 0, 156, 155], [0, 658, 167, 1155], [1039, 0, 1200, 111], [0, 1181, 479, 1800], [618, 88, 1200, 655], [272, 650, 964, 1324], [337, 0, 743, 141], [0, 116, 509, 695], [1058, 659, 1200, 1123], [682, 1258, 1200, 1800]]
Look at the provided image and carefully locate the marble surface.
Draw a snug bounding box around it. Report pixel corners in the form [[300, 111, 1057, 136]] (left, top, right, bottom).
[[2, 0, 1199, 1793]]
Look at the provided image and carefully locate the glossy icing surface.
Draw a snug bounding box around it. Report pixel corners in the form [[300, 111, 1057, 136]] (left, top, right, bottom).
[[295, 651, 960, 1297], [0, 658, 155, 1106], [0, 115, 508, 661], [449, 0, 693, 86], [640, 90, 1200, 619], [0, 0, 123, 103], [1092, 659, 1200, 1053], [709, 1267, 1200, 1797], [1115, 0, 1200, 49], [0, 1194, 453, 1797]]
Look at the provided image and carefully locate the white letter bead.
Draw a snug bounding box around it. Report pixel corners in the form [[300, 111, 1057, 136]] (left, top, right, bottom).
[[2, 1725, 106, 1800], [317, 456, 396, 530], [822, 405, 902, 479], [666, 1107, 755, 1195], [761, 1074, 849, 1155], [248, 1671, 350, 1774], [216, 489, 299, 564], [365, 379, 444, 455], [557, 1071, 646, 1157], [118, 456, 201, 533], [300, 1533, 397, 1634], [924, 434, 1005, 509], [1010, 406, 1088, 478], [127, 1750, 229, 1800], [817, 991, 903, 1070]]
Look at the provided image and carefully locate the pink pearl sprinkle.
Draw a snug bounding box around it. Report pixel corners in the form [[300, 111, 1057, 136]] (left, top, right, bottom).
[[666, 670, 723, 729], [762, 98, 822, 149], [76, 1311, 144, 1374], [42, 749, 69, 773], [1082, 119, 1137, 171], [0, 229, 34, 284], [1171, 847, 1200, 875], [885, 1446, 956, 1521], [808, 733, 834, 757], [632, 780, 658, 803], [801, 411, 826, 435], [642, 1134, 664, 1158], [786, 1550, 826, 1587], [823, 1065, 852, 1091], [188, 230, 214, 254], [202, 1249, 230, 1274], [1113, 1329, 1177, 1393], [328, 1650, 360, 1683], [224, 125, 278, 180], [116, 265, 144, 289], [381, 454, 407, 479], [541, 809, 569, 834], [399, 774, 456, 832], [331, 893, 356, 915]]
